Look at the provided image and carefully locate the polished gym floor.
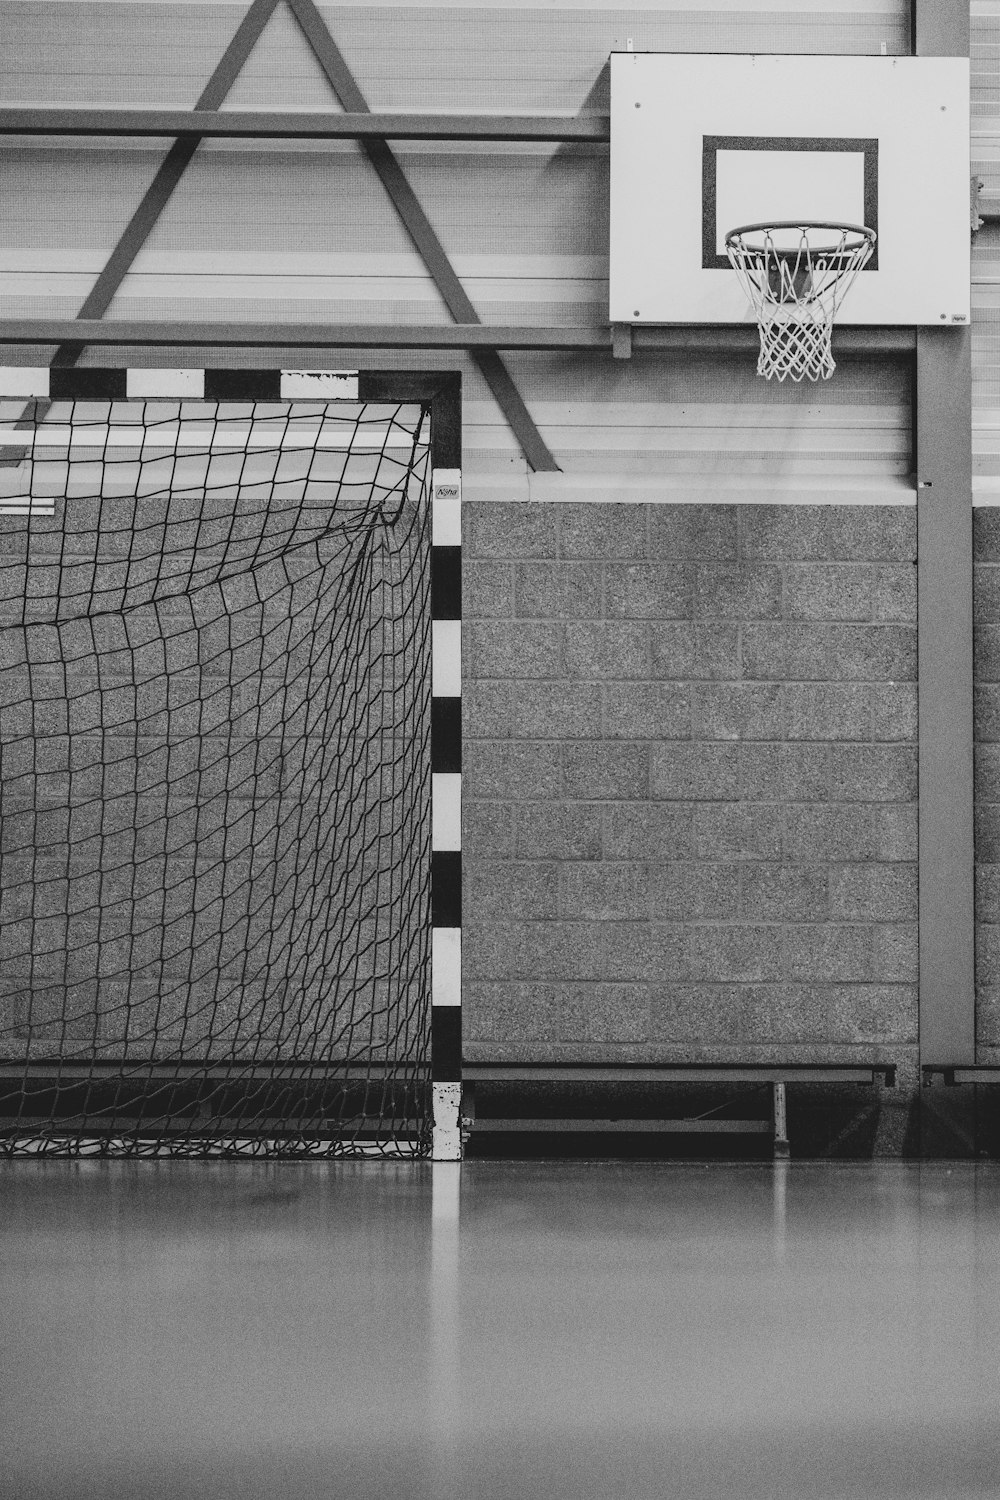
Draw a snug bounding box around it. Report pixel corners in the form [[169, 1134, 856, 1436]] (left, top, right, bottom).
[[2, 1159, 999, 1500]]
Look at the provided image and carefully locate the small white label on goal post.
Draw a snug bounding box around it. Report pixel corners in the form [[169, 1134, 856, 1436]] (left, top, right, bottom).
[[432, 469, 462, 545]]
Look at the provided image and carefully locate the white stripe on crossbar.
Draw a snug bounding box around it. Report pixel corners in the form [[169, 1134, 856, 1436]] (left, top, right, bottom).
[[280, 371, 359, 398], [0, 426, 421, 451], [0, 369, 364, 399], [0, 368, 49, 397], [126, 369, 206, 399]]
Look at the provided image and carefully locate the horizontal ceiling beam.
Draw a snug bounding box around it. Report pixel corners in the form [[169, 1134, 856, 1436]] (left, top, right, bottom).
[[0, 320, 919, 352], [0, 320, 606, 348], [639, 327, 917, 354], [0, 107, 610, 143]]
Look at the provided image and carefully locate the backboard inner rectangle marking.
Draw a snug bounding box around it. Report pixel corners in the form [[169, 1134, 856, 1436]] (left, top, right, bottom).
[[715, 150, 866, 254], [701, 135, 879, 271]]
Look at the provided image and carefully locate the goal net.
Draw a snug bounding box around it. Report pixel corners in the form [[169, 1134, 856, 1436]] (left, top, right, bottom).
[[0, 391, 432, 1156]]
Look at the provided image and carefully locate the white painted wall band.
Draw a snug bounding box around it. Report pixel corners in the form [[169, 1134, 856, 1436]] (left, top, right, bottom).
[[462, 473, 918, 505], [125, 368, 206, 398]]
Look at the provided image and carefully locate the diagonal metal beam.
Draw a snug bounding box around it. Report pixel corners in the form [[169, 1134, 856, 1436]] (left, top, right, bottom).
[[0, 0, 281, 466], [5, 0, 557, 470], [60, 0, 282, 352], [286, 0, 558, 472]]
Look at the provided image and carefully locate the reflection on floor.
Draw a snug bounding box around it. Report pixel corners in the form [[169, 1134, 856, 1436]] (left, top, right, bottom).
[[2, 1159, 999, 1500]]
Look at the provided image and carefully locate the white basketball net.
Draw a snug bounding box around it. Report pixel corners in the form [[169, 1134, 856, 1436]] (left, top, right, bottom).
[[726, 222, 876, 382]]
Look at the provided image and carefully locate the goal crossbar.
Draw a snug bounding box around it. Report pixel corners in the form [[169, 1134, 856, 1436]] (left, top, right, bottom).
[[0, 425, 423, 451]]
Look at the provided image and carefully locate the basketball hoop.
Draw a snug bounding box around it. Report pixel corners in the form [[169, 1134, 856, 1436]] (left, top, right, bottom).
[[725, 222, 876, 382]]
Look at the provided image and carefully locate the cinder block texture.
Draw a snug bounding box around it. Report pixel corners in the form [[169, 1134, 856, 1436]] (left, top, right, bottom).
[[975, 512, 1000, 1048], [0, 490, 432, 1074], [464, 502, 918, 1081]]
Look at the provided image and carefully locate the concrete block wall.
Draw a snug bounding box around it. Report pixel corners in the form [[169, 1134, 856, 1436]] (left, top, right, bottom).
[[0, 480, 430, 1065], [976, 509, 1000, 1063], [462, 501, 919, 1095]]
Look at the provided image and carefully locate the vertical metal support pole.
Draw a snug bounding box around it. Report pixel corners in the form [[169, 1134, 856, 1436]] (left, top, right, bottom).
[[913, 0, 969, 57], [913, 0, 975, 1070], [916, 329, 975, 1064], [430, 415, 463, 1160], [772, 1082, 790, 1159]]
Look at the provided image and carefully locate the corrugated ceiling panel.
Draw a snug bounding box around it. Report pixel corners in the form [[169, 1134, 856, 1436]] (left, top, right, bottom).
[[0, 2, 909, 107], [973, 9, 998, 150], [971, 4, 999, 197], [0, 146, 609, 316], [464, 355, 911, 476], [0, 0, 911, 483], [0, 4, 243, 104], [239, 7, 908, 113], [222, 3, 350, 111], [0, 147, 424, 254]]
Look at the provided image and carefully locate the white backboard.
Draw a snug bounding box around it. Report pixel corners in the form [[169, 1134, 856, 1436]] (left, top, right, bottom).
[[610, 54, 971, 326]]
